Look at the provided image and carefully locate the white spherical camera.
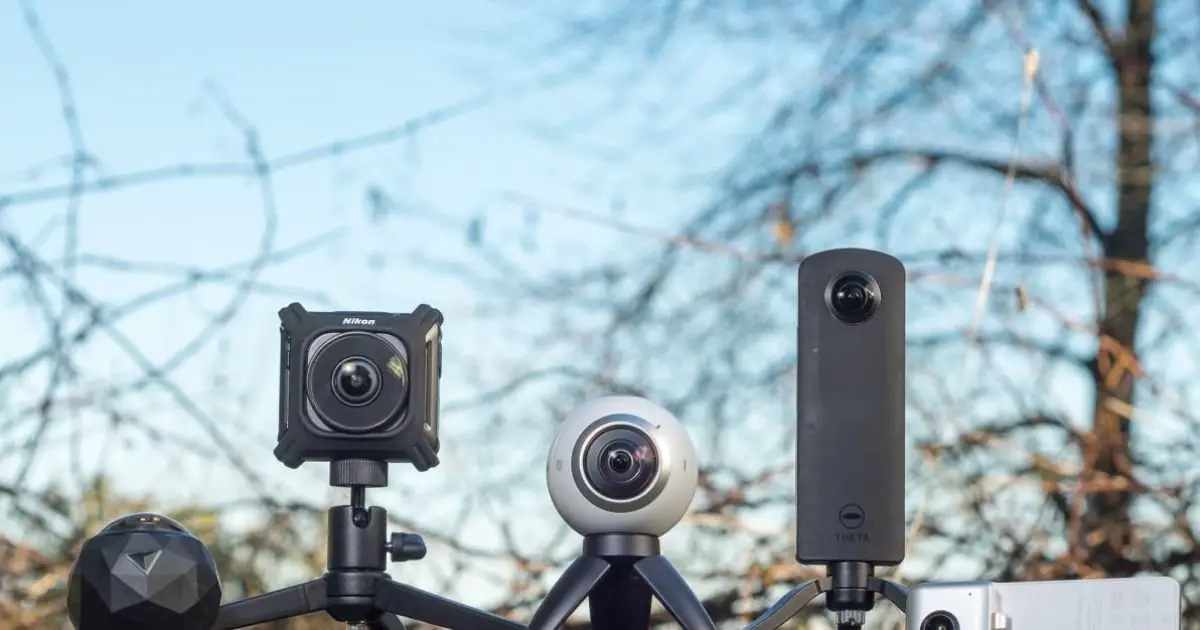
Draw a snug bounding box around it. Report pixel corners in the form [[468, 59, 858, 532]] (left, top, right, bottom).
[[545, 395, 699, 537]]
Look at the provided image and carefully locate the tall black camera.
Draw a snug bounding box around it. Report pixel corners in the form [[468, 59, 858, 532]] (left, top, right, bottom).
[[276, 302, 444, 472]]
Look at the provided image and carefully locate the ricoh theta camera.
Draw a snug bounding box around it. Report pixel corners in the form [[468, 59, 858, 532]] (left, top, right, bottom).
[[275, 302, 444, 471]]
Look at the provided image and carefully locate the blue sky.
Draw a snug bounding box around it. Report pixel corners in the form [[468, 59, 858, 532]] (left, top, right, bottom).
[[0, 0, 757, 604], [5, 0, 1185, 613], [0, 1, 647, 480]]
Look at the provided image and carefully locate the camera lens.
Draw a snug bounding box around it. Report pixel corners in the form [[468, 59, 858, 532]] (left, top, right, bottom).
[[332, 357, 382, 407], [306, 331, 411, 434], [607, 448, 634, 473], [584, 427, 659, 500], [600, 441, 642, 483], [828, 272, 880, 323], [102, 513, 189, 534], [919, 612, 959, 630]]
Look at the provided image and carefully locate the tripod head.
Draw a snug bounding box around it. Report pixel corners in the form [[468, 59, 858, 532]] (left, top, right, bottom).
[[216, 459, 524, 630], [329, 459, 426, 564]]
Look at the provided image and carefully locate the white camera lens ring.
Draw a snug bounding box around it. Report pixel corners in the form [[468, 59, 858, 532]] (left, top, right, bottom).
[[570, 414, 671, 513]]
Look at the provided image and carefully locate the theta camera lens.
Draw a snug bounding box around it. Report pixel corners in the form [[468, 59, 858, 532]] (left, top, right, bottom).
[[919, 612, 959, 630], [584, 427, 660, 500], [828, 272, 880, 324], [332, 357, 382, 407]]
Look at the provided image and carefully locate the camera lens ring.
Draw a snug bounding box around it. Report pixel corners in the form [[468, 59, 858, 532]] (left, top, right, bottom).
[[598, 439, 642, 484], [581, 426, 660, 502], [331, 356, 382, 407], [570, 414, 674, 513], [826, 271, 881, 324], [306, 331, 410, 434], [919, 611, 960, 630]]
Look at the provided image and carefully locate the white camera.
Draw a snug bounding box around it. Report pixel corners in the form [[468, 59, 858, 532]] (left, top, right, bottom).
[[907, 577, 1180, 630], [545, 395, 699, 537]]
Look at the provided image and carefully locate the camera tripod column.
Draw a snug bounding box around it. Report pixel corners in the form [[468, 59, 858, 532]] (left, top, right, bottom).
[[215, 460, 525, 630]]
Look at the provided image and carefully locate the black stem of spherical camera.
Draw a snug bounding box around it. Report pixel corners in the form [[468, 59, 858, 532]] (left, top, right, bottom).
[[583, 532, 660, 557], [529, 533, 716, 629], [825, 561, 874, 612]]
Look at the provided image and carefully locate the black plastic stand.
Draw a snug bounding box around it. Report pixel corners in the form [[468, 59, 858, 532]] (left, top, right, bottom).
[[214, 460, 524, 630], [528, 533, 715, 630], [743, 562, 908, 630]]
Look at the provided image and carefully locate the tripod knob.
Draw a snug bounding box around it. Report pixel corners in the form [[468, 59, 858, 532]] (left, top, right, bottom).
[[388, 532, 427, 562]]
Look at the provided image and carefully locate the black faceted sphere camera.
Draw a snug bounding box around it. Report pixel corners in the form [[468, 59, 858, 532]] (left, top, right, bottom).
[[68, 513, 221, 630], [275, 302, 444, 471]]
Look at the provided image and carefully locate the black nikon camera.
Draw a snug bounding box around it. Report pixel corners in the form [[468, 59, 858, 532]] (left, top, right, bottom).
[[275, 302, 444, 471]]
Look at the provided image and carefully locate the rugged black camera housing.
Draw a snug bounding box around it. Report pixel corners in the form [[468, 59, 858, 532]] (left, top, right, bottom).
[[275, 302, 444, 471]]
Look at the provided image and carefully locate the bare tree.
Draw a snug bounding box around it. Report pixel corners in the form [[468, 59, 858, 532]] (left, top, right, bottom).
[[8, 0, 1200, 628], [443, 0, 1200, 627], [0, 3, 530, 629]]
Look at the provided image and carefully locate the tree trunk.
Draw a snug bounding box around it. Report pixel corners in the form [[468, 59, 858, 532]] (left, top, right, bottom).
[[1085, 0, 1157, 577]]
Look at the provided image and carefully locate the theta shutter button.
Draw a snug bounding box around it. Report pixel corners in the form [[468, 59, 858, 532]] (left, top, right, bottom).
[[990, 612, 1010, 629]]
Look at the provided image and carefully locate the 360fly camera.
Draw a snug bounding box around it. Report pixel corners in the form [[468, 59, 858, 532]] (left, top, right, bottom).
[[276, 302, 444, 472]]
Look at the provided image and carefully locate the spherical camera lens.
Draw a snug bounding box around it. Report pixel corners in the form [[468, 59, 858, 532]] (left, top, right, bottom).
[[584, 428, 660, 501], [920, 612, 959, 630], [332, 357, 381, 407], [599, 441, 642, 483], [829, 273, 879, 323], [607, 448, 634, 474]]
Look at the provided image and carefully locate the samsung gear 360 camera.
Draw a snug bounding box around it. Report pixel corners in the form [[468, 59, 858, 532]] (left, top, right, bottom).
[[546, 395, 698, 536]]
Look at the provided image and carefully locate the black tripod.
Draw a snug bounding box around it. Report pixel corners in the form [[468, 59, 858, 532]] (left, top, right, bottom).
[[528, 533, 715, 630], [215, 460, 525, 630], [743, 561, 908, 630]]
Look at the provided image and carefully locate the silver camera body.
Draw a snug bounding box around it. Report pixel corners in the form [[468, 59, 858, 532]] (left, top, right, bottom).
[[907, 576, 1180, 630], [545, 396, 698, 537]]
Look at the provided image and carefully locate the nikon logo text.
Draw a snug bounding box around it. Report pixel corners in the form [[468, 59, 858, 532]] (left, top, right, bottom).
[[342, 317, 376, 325]]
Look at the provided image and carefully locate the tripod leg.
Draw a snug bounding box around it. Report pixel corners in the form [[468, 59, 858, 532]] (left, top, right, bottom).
[[373, 615, 408, 630], [373, 576, 525, 630], [214, 579, 328, 629], [868, 577, 910, 612], [529, 555, 611, 630], [631, 555, 716, 630], [742, 579, 828, 630], [588, 565, 652, 629]]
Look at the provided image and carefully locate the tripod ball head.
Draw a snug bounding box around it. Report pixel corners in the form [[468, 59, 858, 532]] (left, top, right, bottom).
[[546, 395, 698, 536], [68, 512, 222, 630]]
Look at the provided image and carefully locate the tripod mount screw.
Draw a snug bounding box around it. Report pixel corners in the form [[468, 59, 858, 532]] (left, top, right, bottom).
[[387, 532, 427, 562], [837, 610, 866, 627]]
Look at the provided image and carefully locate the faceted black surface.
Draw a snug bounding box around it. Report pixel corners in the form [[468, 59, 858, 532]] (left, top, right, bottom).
[[68, 513, 222, 630]]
